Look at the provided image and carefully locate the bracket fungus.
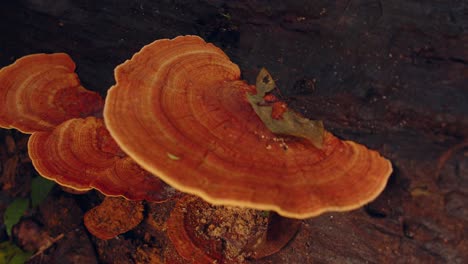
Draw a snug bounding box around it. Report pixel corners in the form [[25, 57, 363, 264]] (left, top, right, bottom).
[[0, 53, 175, 201], [104, 35, 392, 219], [166, 195, 301, 263], [0, 53, 103, 133], [84, 197, 144, 240], [28, 116, 175, 201]]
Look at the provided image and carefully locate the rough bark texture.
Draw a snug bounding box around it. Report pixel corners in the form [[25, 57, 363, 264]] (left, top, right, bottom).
[[0, 1, 467, 263]]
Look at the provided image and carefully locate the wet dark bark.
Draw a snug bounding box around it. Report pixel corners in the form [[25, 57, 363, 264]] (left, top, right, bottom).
[[1, 1, 467, 263]]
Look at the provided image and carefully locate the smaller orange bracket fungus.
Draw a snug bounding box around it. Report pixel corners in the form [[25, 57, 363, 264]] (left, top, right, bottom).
[[84, 197, 144, 240], [0, 53, 103, 133], [104, 35, 392, 219], [28, 116, 176, 201], [166, 195, 300, 263], [0, 53, 176, 201]]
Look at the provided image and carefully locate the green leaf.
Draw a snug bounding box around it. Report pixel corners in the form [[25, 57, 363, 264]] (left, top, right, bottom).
[[31, 176, 55, 208], [0, 241, 32, 264], [3, 198, 29, 236], [247, 68, 324, 148]]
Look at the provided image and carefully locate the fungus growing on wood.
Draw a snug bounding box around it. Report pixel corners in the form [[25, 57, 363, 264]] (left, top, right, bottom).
[[166, 195, 301, 263], [28, 116, 176, 201], [0, 53, 175, 201], [104, 35, 392, 218], [83, 197, 144, 240], [0, 53, 103, 133]]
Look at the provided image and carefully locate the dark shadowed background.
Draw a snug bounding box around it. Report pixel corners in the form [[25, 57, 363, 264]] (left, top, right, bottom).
[[0, 1, 467, 263]]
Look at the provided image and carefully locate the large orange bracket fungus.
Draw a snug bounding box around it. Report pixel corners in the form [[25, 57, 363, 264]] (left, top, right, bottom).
[[0, 53, 103, 133], [104, 35, 393, 219]]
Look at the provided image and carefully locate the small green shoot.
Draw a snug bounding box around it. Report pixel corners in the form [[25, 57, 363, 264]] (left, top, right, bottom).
[[3, 198, 28, 236], [0, 241, 32, 264], [31, 176, 55, 208], [3, 177, 54, 237]]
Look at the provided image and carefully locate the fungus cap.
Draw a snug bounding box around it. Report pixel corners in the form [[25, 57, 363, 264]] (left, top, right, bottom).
[[0, 53, 102, 133], [28, 116, 175, 201], [84, 197, 144, 240], [104, 35, 392, 218]]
